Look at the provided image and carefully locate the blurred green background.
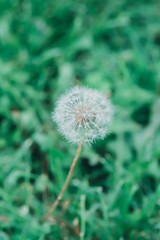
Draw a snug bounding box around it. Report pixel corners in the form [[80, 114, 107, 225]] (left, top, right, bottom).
[[0, 0, 160, 239]]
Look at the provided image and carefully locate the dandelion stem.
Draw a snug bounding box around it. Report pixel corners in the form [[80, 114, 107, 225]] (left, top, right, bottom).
[[43, 141, 83, 219]]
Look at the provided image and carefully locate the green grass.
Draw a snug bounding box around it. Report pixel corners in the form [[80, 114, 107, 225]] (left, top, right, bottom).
[[0, 0, 160, 239]]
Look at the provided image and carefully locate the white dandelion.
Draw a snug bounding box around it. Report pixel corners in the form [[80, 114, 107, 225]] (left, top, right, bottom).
[[43, 86, 114, 219], [52, 86, 114, 144]]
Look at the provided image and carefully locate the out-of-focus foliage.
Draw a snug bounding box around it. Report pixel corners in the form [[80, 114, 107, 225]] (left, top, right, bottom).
[[0, 0, 160, 239]]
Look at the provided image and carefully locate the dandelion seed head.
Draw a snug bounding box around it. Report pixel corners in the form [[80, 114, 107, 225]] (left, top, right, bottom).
[[52, 86, 114, 144]]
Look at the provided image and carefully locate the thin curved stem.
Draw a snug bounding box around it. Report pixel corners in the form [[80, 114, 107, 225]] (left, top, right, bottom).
[[43, 141, 83, 219]]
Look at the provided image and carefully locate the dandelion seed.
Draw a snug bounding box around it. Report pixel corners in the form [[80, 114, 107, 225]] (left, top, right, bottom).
[[52, 86, 114, 144], [43, 86, 114, 219]]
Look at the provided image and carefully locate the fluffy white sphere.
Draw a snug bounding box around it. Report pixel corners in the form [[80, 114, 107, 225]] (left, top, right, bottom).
[[52, 86, 114, 144]]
